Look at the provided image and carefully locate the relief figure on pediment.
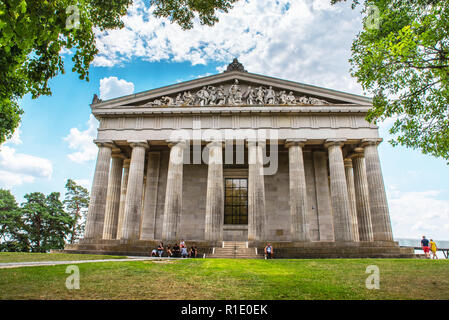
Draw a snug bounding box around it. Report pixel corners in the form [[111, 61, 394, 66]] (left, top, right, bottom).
[[264, 86, 276, 104], [162, 96, 174, 106], [278, 90, 287, 104], [175, 93, 183, 106], [298, 96, 310, 105], [207, 86, 217, 105], [242, 86, 255, 105], [286, 91, 296, 105], [196, 87, 209, 106], [215, 85, 227, 105], [183, 91, 194, 105], [227, 79, 240, 105], [255, 86, 265, 104]]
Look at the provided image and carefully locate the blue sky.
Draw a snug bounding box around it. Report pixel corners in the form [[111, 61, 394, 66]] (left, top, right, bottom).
[[1, 0, 448, 240]]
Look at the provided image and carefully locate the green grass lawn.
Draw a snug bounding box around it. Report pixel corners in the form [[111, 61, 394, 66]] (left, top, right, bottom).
[[1, 258, 448, 300], [0, 252, 126, 263]]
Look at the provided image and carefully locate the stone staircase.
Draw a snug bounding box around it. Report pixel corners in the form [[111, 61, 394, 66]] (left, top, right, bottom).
[[208, 241, 263, 259]]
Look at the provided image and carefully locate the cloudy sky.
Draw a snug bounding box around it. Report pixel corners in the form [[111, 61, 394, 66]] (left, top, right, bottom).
[[1, 0, 448, 241]]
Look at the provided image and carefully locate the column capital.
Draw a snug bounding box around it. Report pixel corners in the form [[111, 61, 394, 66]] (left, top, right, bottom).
[[123, 158, 131, 168], [111, 148, 126, 159], [343, 158, 353, 168], [324, 138, 346, 149], [361, 138, 383, 147], [167, 139, 187, 148], [285, 139, 307, 148], [94, 139, 114, 148], [348, 147, 365, 159], [129, 140, 149, 149]]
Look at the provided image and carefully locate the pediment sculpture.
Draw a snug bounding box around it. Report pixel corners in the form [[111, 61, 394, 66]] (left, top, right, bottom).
[[144, 79, 330, 107]]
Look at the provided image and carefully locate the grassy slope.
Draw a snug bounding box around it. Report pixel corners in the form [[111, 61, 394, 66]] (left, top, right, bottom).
[[0, 252, 126, 263], [1, 258, 448, 300]]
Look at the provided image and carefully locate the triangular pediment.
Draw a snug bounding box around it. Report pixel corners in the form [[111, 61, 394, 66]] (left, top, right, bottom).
[[92, 70, 372, 109]]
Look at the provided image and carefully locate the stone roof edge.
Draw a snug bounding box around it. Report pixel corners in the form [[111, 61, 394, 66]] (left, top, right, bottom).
[[91, 71, 372, 109]]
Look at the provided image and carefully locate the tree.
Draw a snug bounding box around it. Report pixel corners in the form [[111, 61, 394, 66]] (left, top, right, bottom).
[[0, 189, 29, 252], [64, 179, 89, 244], [20, 192, 72, 252], [332, 0, 449, 161], [0, 0, 238, 144]]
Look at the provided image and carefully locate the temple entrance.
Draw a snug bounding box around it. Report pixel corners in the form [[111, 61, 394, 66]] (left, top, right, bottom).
[[223, 178, 248, 240]]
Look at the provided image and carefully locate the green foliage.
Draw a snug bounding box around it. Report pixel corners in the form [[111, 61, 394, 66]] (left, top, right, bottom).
[[151, 0, 239, 30], [0, 181, 89, 252], [20, 192, 73, 252], [0, 0, 238, 145], [333, 0, 449, 161], [64, 179, 89, 244]]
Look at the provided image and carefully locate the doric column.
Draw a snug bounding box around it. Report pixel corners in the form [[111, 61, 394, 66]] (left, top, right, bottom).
[[204, 140, 224, 241], [116, 159, 130, 239], [162, 140, 186, 240], [84, 140, 114, 239], [325, 139, 354, 242], [344, 158, 359, 242], [313, 151, 334, 241], [140, 152, 161, 240], [247, 139, 266, 241], [351, 148, 374, 241], [102, 149, 125, 239], [285, 139, 310, 242], [122, 141, 149, 240], [362, 139, 393, 241]]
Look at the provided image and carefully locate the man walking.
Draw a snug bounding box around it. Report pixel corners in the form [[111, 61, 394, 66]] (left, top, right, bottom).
[[421, 236, 430, 259]]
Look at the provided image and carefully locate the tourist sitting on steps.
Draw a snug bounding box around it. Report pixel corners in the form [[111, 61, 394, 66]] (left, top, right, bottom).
[[172, 243, 180, 257], [166, 245, 172, 258], [189, 246, 197, 258], [264, 243, 274, 259], [181, 246, 189, 258], [150, 249, 157, 257], [157, 242, 164, 258]]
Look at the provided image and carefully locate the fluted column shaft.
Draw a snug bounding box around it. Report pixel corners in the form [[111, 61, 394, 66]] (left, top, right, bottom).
[[247, 140, 266, 241], [286, 140, 310, 242], [162, 140, 186, 240], [313, 151, 334, 241], [140, 152, 161, 240], [102, 151, 124, 239], [84, 140, 113, 239], [204, 141, 224, 241], [122, 141, 148, 240], [344, 159, 359, 242], [363, 139, 393, 241], [352, 152, 374, 241], [116, 159, 130, 239], [326, 140, 354, 242]]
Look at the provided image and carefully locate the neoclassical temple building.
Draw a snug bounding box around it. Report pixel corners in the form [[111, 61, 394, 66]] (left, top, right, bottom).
[[65, 60, 414, 258]]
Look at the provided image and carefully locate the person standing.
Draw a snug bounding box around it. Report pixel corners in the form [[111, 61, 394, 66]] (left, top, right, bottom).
[[264, 243, 274, 259], [421, 236, 430, 259], [430, 239, 438, 260]]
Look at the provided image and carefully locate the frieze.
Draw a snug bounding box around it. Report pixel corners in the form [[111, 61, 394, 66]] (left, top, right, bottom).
[[143, 79, 330, 108]]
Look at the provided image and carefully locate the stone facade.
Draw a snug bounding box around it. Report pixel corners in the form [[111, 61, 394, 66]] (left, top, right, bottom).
[[75, 61, 399, 255]]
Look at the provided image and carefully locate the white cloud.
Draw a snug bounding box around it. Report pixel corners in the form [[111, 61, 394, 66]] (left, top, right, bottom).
[[93, 0, 364, 94], [99, 76, 135, 100], [0, 145, 53, 188], [388, 187, 449, 240], [64, 115, 99, 163]]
